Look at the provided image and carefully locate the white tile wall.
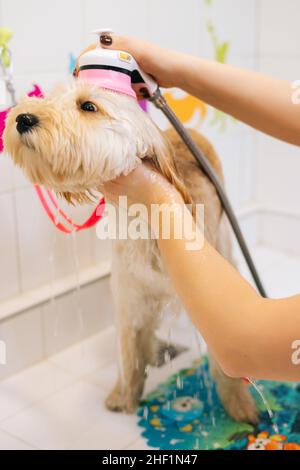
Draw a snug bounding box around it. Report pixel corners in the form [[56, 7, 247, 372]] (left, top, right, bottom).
[[83, 0, 150, 43], [239, 131, 258, 207], [257, 0, 300, 249], [259, 0, 300, 58], [0, 430, 34, 450], [0, 306, 44, 380], [15, 186, 91, 291], [258, 57, 300, 82], [42, 277, 114, 357], [0, 275, 114, 380], [257, 137, 300, 212], [201, 0, 258, 60], [148, 0, 203, 56], [214, 132, 249, 211], [258, 211, 300, 256], [0, 0, 84, 75], [0, 193, 20, 301], [0, 153, 13, 193]]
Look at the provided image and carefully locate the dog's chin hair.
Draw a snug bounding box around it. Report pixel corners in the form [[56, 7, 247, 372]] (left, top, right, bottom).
[[57, 189, 98, 205], [21, 135, 36, 151]]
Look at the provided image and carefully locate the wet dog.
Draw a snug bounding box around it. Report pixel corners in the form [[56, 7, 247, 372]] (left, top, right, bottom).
[[4, 80, 258, 422]]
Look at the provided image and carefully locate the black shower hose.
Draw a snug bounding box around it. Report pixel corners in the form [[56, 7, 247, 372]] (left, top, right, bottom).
[[150, 89, 267, 298]]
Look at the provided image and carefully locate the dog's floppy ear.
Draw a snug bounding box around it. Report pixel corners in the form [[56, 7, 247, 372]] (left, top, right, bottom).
[[150, 131, 193, 207]]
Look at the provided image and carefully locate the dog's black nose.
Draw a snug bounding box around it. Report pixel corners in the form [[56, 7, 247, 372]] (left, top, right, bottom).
[[16, 113, 39, 134]]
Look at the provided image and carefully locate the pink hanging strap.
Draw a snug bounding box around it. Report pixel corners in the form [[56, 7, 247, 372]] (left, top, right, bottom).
[[34, 185, 105, 234], [1, 84, 106, 233]]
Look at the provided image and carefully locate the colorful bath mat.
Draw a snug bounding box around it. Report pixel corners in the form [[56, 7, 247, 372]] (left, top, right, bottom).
[[137, 358, 300, 450]]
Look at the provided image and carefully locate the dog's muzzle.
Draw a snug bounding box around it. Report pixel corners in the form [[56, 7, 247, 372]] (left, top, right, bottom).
[[16, 113, 39, 135]]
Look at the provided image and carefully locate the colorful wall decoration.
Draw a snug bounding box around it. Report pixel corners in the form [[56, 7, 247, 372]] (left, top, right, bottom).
[[0, 28, 13, 68], [163, 92, 207, 129], [163, 0, 232, 132]]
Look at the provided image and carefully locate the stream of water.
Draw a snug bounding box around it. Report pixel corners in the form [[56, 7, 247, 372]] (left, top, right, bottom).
[[247, 378, 279, 434]]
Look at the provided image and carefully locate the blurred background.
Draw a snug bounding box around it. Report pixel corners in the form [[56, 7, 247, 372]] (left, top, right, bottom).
[[0, 0, 299, 441]]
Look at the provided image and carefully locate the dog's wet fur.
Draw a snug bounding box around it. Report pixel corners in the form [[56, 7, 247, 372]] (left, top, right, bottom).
[[4, 81, 258, 423]]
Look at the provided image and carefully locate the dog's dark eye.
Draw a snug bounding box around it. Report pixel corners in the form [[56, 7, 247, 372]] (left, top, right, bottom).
[[80, 101, 98, 112]]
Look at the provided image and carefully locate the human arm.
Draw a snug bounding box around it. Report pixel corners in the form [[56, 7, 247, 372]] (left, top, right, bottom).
[[157, 207, 300, 382], [96, 35, 300, 147], [101, 165, 300, 382]]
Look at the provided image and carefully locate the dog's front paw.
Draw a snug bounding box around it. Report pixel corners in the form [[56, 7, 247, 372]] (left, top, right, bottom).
[[105, 386, 137, 414], [221, 385, 259, 424]]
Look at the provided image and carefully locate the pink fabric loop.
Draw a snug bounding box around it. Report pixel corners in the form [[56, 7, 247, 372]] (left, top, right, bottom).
[[35, 185, 105, 234]]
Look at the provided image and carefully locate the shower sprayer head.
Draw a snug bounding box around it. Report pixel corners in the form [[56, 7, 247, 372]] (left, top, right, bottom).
[[77, 28, 158, 100]]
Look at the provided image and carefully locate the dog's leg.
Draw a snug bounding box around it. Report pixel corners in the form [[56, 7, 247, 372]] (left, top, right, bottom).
[[106, 295, 186, 412], [209, 355, 258, 424], [106, 320, 148, 413], [106, 234, 186, 413], [106, 245, 162, 414]]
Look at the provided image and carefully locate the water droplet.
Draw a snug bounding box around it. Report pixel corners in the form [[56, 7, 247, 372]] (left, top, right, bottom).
[[248, 378, 279, 434], [176, 375, 183, 389], [164, 350, 171, 364], [143, 407, 149, 420]]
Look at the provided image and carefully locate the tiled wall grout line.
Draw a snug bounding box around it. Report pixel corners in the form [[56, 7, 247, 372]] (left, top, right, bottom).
[[0, 428, 40, 450]]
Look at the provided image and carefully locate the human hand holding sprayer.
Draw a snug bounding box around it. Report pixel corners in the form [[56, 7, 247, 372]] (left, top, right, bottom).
[[81, 33, 300, 146], [87, 34, 300, 382]]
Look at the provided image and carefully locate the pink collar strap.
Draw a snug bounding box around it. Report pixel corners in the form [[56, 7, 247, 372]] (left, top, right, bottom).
[[35, 185, 105, 234]]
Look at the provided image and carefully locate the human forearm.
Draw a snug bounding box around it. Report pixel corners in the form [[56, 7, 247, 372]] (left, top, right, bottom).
[[101, 162, 300, 382], [156, 204, 300, 381], [177, 56, 300, 146], [98, 35, 300, 146]]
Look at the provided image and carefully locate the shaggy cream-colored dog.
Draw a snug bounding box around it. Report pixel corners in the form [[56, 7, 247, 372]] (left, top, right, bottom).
[[4, 80, 258, 423]]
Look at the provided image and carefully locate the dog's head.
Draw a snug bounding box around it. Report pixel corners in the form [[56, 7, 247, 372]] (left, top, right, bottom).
[[4, 80, 190, 204]]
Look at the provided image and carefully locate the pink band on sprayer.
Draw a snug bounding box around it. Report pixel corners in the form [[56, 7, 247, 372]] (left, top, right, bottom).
[[79, 69, 137, 99]]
